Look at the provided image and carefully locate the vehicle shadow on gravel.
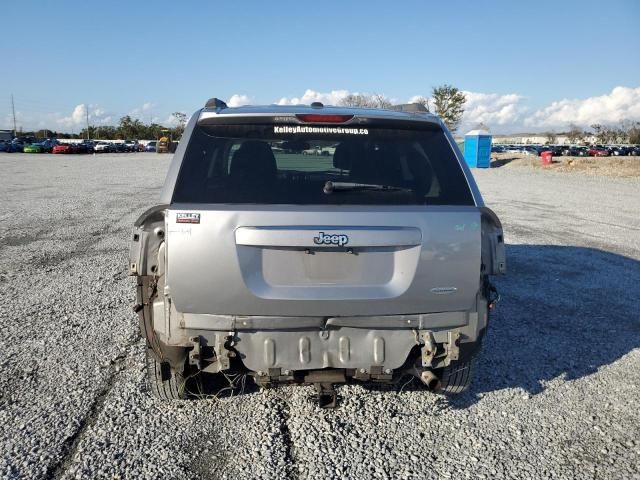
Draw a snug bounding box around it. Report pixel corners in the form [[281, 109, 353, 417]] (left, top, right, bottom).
[[490, 156, 519, 167], [449, 244, 640, 409]]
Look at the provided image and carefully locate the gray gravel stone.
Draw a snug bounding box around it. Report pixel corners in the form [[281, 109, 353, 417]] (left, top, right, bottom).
[[0, 153, 639, 479]]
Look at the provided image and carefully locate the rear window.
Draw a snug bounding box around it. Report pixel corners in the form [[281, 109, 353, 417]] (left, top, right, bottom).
[[172, 123, 474, 205]]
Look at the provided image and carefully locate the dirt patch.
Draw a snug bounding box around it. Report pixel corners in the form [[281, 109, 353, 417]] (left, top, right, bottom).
[[490, 153, 640, 177]]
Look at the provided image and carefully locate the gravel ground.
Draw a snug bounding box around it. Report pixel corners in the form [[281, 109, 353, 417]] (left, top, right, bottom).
[[492, 153, 640, 177], [0, 153, 639, 479]]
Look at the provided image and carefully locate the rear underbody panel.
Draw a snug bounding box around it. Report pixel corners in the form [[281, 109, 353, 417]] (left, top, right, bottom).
[[183, 310, 485, 375]]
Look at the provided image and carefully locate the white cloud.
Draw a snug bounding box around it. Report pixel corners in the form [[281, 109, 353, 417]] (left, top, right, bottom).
[[162, 114, 182, 126], [274, 87, 640, 132], [53, 104, 87, 129], [54, 104, 114, 129], [129, 102, 156, 118], [525, 86, 640, 128], [5, 86, 639, 134], [462, 92, 528, 127], [2, 103, 126, 132], [161, 115, 175, 126], [406, 86, 640, 132], [406, 91, 527, 132], [227, 94, 253, 107], [408, 95, 428, 104], [277, 89, 351, 106], [3, 111, 62, 131]]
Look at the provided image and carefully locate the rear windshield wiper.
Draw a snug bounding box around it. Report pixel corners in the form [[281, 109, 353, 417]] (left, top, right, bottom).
[[323, 181, 413, 194]]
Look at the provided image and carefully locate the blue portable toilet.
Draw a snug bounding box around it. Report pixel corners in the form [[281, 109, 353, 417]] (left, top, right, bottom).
[[464, 129, 492, 168]]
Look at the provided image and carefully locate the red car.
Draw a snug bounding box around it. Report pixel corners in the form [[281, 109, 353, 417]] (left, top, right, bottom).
[[52, 143, 73, 154], [587, 147, 609, 157]]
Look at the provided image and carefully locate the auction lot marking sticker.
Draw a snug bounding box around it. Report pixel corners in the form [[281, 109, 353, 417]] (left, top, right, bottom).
[[274, 125, 368, 135], [176, 213, 200, 224]]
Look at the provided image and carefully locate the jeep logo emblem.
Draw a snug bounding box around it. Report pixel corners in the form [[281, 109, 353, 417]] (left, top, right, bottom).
[[313, 231, 349, 247]]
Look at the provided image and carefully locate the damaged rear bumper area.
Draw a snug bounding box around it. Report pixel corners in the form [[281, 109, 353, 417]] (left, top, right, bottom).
[[181, 309, 487, 375], [141, 302, 489, 407]]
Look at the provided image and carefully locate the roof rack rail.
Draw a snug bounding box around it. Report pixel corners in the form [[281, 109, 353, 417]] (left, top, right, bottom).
[[389, 103, 429, 113], [205, 98, 228, 109]]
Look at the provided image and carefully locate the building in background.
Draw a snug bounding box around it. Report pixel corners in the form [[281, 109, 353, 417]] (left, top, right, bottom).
[[0, 130, 13, 141], [490, 134, 598, 145]]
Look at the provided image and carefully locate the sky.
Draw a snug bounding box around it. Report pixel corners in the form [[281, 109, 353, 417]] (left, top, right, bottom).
[[1, 0, 638, 134]]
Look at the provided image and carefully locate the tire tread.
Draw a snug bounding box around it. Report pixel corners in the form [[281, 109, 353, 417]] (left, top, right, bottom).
[[440, 359, 473, 394], [146, 348, 186, 400]]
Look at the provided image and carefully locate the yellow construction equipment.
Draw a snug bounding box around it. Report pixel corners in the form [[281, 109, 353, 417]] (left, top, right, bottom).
[[157, 129, 171, 153]]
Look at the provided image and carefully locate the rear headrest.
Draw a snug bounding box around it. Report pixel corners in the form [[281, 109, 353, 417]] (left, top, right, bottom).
[[333, 142, 360, 170], [230, 141, 277, 178]]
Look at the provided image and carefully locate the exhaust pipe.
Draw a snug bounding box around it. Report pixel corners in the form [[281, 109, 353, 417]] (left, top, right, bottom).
[[420, 370, 441, 391]]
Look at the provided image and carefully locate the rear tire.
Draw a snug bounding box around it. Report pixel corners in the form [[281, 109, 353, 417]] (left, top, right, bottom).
[[145, 348, 188, 400], [440, 359, 474, 394]]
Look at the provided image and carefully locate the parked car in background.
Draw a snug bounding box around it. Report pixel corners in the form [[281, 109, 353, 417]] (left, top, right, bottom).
[[573, 147, 590, 156], [74, 143, 91, 154], [23, 142, 44, 153], [539, 146, 563, 157], [611, 146, 630, 156], [145, 141, 157, 152], [568, 146, 589, 156], [9, 141, 24, 152], [30, 139, 55, 153], [124, 140, 138, 152], [503, 146, 522, 154], [53, 143, 73, 154], [137, 143, 146, 152], [47, 139, 59, 152], [587, 146, 609, 157], [81, 141, 95, 153], [15, 136, 36, 145], [490, 145, 505, 153], [94, 142, 114, 153]]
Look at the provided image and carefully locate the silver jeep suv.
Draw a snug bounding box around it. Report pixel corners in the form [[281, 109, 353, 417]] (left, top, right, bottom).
[[130, 98, 505, 406]]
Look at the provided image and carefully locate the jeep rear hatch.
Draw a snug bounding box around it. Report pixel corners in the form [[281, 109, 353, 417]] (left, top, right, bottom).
[[165, 119, 481, 317]]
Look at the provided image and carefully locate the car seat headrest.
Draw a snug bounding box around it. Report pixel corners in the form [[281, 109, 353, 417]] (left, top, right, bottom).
[[230, 141, 277, 179]]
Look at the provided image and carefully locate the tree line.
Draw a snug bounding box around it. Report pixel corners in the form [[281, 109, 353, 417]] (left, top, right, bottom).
[[339, 85, 467, 133], [19, 92, 637, 143], [23, 112, 188, 140], [563, 122, 640, 144], [79, 112, 188, 140]]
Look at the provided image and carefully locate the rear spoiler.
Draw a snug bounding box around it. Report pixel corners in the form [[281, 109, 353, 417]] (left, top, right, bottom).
[[197, 112, 441, 129], [388, 103, 429, 113], [204, 98, 228, 110]]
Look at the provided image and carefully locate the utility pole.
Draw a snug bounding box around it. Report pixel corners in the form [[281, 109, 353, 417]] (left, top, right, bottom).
[[85, 104, 90, 140], [11, 94, 17, 137]]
